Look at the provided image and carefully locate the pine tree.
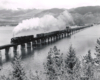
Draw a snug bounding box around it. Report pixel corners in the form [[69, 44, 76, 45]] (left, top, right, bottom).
[[95, 38, 100, 65], [65, 46, 77, 74], [64, 46, 81, 80], [82, 50, 94, 80], [11, 54, 26, 80], [83, 50, 94, 64], [44, 46, 64, 80]]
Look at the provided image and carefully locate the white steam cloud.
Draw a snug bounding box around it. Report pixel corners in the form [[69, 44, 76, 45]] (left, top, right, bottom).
[[13, 10, 74, 35]]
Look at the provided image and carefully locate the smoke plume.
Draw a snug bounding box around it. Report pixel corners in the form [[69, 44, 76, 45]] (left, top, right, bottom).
[[13, 10, 74, 35]]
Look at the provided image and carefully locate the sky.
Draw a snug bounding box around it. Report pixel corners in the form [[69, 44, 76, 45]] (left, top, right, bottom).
[[0, 0, 100, 10]]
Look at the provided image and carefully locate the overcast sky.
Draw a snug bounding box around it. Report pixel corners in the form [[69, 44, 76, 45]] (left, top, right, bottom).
[[0, 0, 100, 10]]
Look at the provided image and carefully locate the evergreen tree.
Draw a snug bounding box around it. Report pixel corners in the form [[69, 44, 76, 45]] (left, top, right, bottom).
[[82, 50, 94, 80], [11, 54, 27, 80], [65, 46, 77, 74], [64, 46, 81, 80], [44, 46, 64, 80], [95, 38, 100, 65], [83, 50, 94, 64]]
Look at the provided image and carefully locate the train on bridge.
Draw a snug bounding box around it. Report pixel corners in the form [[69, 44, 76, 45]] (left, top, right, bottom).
[[10, 24, 93, 44], [11, 26, 71, 44], [0, 24, 93, 61]]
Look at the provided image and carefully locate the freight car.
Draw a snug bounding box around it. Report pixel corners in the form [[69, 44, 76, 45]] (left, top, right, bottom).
[[36, 31, 60, 39]]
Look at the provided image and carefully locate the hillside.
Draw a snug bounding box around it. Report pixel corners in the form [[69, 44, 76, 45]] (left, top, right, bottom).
[[70, 6, 100, 15], [0, 9, 43, 26], [0, 6, 100, 26], [34, 8, 65, 17]]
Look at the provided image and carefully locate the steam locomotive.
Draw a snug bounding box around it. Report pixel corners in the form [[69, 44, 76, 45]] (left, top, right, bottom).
[[11, 35, 34, 44], [11, 26, 71, 44]]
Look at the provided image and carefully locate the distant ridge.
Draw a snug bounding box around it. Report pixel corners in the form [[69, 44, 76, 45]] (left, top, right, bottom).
[[0, 6, 100, 26], [34, 8, 65, 17], [70, 6, 100, 15]]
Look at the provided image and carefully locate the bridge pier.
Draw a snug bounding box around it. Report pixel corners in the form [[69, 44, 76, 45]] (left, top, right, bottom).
[[0, 51, 2, 67], [48, 37, 50, 44], [44, 38, 46, 44], [21, 48, 26, 57], [64, 33, 66, 37], [48, 37, 50, 43], [62, 34, 64, 38], [63, 33, 64, 38], [59, 34, 61, 39], [66, 33, 67, 36], [13, 45, 18, 57], [49, 37, 51, 43], [51, 37, 52, 42], [53, 36, 55, 42], [52, 36, 54, 42], [56, 35, 58, 40], [51, 36, 53, 42], [32, 40, 36, 48], [59, 34, 60, 39], [27, 42, 31, 48], [37, 39, 41, 47], [61, 34, 62, 38], [55, 36, 57, 41], [57, 34, 59, 40], [5, 47, 10, 60], [44, 38, 46, 45], [47, 38, 49, 44], [27, 47, 32, 54], [51, 36, 53, 43], [49, 37, 52, 43], [21, 43, 25, 49], [41, 38, 44, 45], [71, 30, 73, 34], [54, 36, 56, 42], [45, 38, 47, 44], [67, 33, 70, 37]]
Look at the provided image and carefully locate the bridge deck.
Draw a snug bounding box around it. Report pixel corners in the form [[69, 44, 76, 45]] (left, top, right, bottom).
[[0, 44, 17, 50], [0, 25, 93, 50]]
